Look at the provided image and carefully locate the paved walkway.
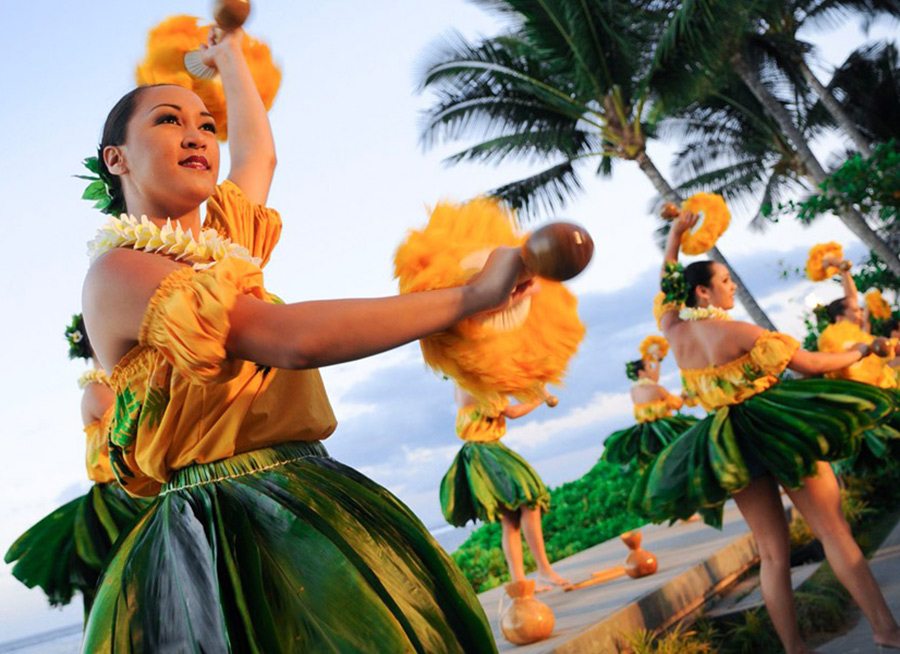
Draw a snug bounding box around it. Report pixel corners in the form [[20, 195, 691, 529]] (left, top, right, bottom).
[[479, 500, 768, 653], [819, 518, 900, 653]]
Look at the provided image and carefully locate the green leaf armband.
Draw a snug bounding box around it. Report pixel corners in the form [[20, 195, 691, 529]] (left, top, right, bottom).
[[661, 262, 687, 305]]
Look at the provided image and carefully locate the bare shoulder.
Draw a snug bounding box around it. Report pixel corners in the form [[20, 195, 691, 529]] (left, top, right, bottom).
[[723, 320, 766, 349], [82, 250, 187, 367]]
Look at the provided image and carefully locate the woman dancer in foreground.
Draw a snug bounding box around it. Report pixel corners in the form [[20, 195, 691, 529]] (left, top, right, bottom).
[[79, 29, 525, 653], [441, 385, 570, 590], [5, 315, 148, 620], [632, 211, 900, 653]]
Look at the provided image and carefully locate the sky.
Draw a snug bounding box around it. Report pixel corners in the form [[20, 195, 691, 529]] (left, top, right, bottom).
[[0, 0, 895, 643]]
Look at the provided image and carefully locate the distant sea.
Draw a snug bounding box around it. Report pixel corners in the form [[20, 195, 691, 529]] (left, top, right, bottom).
[[0, 523, 476, 652]]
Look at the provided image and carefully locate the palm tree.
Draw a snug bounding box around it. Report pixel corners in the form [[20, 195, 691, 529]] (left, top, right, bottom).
[[824, 41, 900, 144], [652, 0, 900, 276], [660, 79, 821, 228], [418, 0, 777, 329]]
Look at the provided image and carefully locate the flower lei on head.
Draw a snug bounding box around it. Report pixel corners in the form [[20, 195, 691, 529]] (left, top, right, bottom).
[[661, 262, 687, 305], [806, 242, 844, 281], [679, 305, 731, 321], [87, 215, 261, 270], [866, 289, 893, 321], [75, 156, 119, 215], [65, 314, 92, 361], [639, 335, 668, 362], [679, 193, 731, 255], [625, 359, 644, 382]]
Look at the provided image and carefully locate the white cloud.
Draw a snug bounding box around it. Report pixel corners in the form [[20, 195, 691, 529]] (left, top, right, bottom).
[[504, 391, 632, 451]]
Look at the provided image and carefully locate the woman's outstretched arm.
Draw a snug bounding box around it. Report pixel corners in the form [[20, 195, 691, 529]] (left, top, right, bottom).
[[84, 247, 528, 371], [789, 348, 863, 376]]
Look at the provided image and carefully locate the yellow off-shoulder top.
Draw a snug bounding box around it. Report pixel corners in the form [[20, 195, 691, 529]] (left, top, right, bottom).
[[79, 370, 117, 483], [681, 331, 800, 412], [456, 404, 508, 443], [85, 419, 116, 484], [104, 183, 337, 497], [634, 394, 683, 423], [817, 322, 897, 389]]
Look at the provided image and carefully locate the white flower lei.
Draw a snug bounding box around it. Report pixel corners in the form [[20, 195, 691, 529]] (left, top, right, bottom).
[[679, 305, 731, 322], [87, 215, 261, 270], [632, 378, 657, 388]]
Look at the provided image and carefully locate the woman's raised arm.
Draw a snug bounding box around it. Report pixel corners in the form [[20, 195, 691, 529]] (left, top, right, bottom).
[[202, 29, 276, 205]]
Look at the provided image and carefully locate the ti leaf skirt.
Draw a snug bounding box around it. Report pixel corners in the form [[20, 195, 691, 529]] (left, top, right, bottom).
[[602, 415, 699, 470], [4, 483, 149, 615], [629, 379, 896, 529], [440, 440, 551, 527], [82, 441, 496, 654]]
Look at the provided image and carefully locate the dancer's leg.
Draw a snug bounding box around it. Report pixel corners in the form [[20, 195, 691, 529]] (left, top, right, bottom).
[[500, 510, 526, 583], [732, 475, 807, 654], [786, 462, 900, 648], [520, 506, 569, 586]]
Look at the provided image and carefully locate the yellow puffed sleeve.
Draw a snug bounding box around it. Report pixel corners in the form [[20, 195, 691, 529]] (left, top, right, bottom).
[[139, 258, 267, 384], [204, 180, 283, 268], [665, 393, 684, 411], [749, 332, 800, 377], [653, 292, 681, 330]]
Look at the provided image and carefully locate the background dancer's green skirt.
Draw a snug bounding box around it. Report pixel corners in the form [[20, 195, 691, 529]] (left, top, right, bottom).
[[602, 415, 698, 470], [630, 379, 896, 529], [441, 440, 551, 527], [4, 483, 149, 616], [82, 442, 496, 654], [833, 390, 900, 476]]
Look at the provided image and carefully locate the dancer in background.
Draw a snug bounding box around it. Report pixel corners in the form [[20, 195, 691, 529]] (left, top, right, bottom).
[[602, 336, 697, 472], [441, 385, 570, 591], [79, 26, 525, 652], [632, 211, 900, 653], [5, 315, 149, 620]]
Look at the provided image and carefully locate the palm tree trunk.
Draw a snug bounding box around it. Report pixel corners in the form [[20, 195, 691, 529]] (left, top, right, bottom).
[[795, 57, 871, 157], [731, 52, 900, 277], [635, 151, 777, 330]]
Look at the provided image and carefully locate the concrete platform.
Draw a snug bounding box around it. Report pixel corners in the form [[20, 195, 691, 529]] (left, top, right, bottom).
[[479, 500, 774, 653]]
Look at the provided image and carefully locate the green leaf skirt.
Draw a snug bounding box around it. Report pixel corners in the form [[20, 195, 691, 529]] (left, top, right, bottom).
[[602, 415, 699, 469], [440, 440, 551, 527], [833, 391, 900, 476], [629, 379, 896, 529], [82, 441, 496, 654], [4, 482, 149, 615]]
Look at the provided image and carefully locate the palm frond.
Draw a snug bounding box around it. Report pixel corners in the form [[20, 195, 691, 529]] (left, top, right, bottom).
[[487, 161, 584, 220]]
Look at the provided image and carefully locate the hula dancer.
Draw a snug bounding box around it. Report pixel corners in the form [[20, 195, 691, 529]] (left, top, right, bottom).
[[602, 336, 697, 471], [78, 25, 528, 653], [441, 386, 569, 591], [809, 249, 899, 474], [631, 210, 900, 653], [4, 315, 150, 620]]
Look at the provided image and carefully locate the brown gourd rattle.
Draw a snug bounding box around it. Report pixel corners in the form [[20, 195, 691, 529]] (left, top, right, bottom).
[[184, 0, 252, 80], [521, 222, 594, 282]]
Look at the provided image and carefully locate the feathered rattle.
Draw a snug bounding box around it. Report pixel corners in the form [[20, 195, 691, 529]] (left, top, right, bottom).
[[661, 193, 731, 255], [395, 199, 589, 413], [136, 3, 280, 141], [184, 0, 252, 80]]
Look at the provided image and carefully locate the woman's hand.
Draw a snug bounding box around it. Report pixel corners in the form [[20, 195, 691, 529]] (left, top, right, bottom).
[[672, 210, 699, 238], [465, 247, 531, 315], [199, 27, 244, 71]]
